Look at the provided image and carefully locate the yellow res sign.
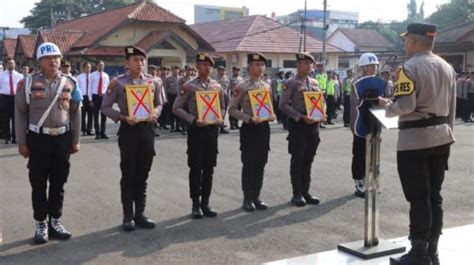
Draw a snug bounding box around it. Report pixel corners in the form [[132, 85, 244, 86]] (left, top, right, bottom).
[[394, 68, 415, 97]]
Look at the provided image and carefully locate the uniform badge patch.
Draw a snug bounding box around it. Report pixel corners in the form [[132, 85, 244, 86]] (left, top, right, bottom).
[[394, 68, 415, 97], [283, 84, 288, 90], [180, 88, 186, 95], [233, 90, 239, 97]]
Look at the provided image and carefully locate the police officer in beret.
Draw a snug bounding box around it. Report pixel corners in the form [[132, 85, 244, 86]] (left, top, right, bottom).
[[229, 52, 274, 212], [102, 46, 163, 231], [15, 42, 82, 244], [173, 53, 225, 219], [216, 65, 230, 134], [379, 23, 456, 265], [279, 52, 322, 207]]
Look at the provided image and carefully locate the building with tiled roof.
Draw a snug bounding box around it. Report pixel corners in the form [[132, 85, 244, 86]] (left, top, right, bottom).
[[2, 38, 17, 59], [15, 34, 37, 64], [48, 0, 213, 75], [434, 21, 474, 73], [191, 15, 342, 72]]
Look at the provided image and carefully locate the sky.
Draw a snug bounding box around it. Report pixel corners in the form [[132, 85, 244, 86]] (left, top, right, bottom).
[[0, 0, 451, 28]]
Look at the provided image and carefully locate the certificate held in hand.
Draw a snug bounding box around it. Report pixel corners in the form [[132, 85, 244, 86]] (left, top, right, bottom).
[[196, 90, 222, 124], [303, 91, 326, 121], [125, 84, 154, 121]]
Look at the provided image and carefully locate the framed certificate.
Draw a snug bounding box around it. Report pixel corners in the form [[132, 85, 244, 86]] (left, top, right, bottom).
[[248, 89, 275, 121], [195, 90, 222, 124], [125, 84, 154, 121], [303, 91, 326, 121]]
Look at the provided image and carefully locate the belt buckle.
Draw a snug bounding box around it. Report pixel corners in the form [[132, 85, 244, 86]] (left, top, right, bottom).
[[49, 128, 60, 136]]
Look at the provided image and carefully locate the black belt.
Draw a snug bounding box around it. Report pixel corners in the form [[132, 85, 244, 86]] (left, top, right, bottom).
[[398, 117, 447, 130]]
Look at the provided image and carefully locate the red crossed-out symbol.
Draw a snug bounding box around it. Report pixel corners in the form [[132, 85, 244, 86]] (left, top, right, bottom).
[[308, 93, 324, 117], [130, 89, 151, 115], [252, 91, 272, 116], [200, 93, 221, 120]]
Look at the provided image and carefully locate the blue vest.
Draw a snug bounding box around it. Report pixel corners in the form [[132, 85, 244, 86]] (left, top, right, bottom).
[[353, 76, 386, 138]]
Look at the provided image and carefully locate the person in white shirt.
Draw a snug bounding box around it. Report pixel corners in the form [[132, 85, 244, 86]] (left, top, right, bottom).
[[21, 63, 30, 77], [90, 61, 110, 139], [0, 58, 23, 144], [77, 62, 94, 136]]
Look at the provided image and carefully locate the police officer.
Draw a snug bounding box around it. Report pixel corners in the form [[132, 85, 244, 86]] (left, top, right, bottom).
[[173, 53, 224, 219], [229, 66, 243, 130], [342, 69, 353, 127], [350, 53, 386, 198], [229, 52, 273, 212], [165, 66, 182, 132], [15, 42, 82, 244], [101, 46, 162, 231], [279, 52, 322, 207], [379, 23, 456, 265]]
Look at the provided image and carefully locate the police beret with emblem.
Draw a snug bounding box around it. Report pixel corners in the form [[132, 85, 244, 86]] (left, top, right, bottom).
[[247, 52, 267, 63], [296, 52, 315, 63], [400, 22, 437, 39], [125, 46, 146, 59], [196, 53, 215, 66], [217, 65, 226, 71]]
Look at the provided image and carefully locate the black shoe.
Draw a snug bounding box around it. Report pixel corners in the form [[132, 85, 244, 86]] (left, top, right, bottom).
[[134, 215, 156, 229], [162, 125, 169, 130], [201, 205, 217, 217], [242, 199, 256, 212], [303, 194, 320, 205], [327, 122, 335, 125], [319, 124, 326, 129], [220, 129, 230, 134], [122, 219, 136, 231], [175, 128, 182, 132], [230, 126, 236, 130], [34, 220, 48, 244], [291, 195, 307, 207], [87, 132, 94, 136], [82, 132, 86, 136], [344, 124, 350, 127], [191, 206, 203, 219], [11, 140, 16, 144], [253, 199, 268, 210], [101, 134, 109, 139], [95, 135, 101, 140], [181, 130, 187, 135], [4, 140, 9, 144], [48, 218, 72, 240]]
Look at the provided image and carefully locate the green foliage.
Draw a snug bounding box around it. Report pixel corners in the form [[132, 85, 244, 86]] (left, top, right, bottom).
[[426, 0, 474, 30]]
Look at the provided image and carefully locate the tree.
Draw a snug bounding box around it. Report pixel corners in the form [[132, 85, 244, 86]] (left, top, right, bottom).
[[21, 0, 138, 31], [427, 0, 474, 30]]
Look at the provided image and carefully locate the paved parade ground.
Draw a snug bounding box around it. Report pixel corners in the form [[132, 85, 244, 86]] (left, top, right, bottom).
[[1, 118, 473, 264]]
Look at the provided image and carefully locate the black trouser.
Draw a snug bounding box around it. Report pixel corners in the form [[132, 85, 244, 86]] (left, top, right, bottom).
[[240, 122, 270, 200], [287, 119, 320, 196], [27, 131, 72, 221], [118, 122, 155, 217], [81, 96, 93, 133], [0, 94, 15, 141], [167, 94, 180, 130], [352, 135, 366, 180], [397, 143, 451, 241], [468, 93, 474, 120], [92, 95, 107, 136], [326, 95, 336, 123], [343, 95, 350, 125], [229, 106, 240, 129], [187, 125, 219, 205]]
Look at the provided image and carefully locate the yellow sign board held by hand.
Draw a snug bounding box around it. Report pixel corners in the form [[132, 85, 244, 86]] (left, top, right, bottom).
[[195, 90, 222, 124], [125, 84, 154, 121]]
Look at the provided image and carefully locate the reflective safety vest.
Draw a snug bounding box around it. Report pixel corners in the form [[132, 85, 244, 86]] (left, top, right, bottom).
[[344, 78, 353, 94], [316, 73, 327, 92], [275, 80, 282, 96], [327, 79, 336, 96]]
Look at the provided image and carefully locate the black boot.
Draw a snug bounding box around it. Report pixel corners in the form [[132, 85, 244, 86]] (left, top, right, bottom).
[[201, 196, 217, 217], [428, 236, 440, 265], [134, 199, 155, 229], [303, 193, 320, 205], [390, 240, 431, 265], [122, 202, 135, 231], [191, 197, 203, 219], [242, 191, 256, 212], [252, 190, 268, 210], [48, 217, 72, 240], [291, 195, 307, 207]]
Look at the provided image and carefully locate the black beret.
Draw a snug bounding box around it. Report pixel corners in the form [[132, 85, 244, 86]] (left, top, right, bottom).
[[148, 64, 157, 70], [296, 52, 315, 63], [125, 46, 146, 59], [400, 22, 438, 38], [247, 52, 266, 63], [232, 66, 241, 71], [217, 65, 226, 71], [196, 53, 214, 66], [184, 65, 192, 70]]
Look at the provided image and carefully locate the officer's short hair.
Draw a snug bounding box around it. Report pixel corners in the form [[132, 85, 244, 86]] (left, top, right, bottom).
[[82, 62, 91, 68], [96, 60, 104, 66], [5, 57, 14, 63]]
